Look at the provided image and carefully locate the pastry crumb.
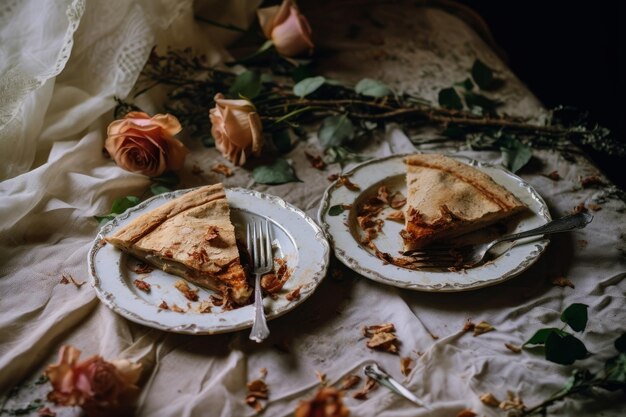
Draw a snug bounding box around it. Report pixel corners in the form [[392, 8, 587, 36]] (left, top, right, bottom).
[[174, 280, 199, 301], [133, 279, 151, 293]]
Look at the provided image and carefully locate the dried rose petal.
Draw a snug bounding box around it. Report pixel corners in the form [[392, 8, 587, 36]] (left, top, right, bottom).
[[211, 163, 234, 177], [400, 357, 414, 377], [285, 286, 302, 301], [499, 391, 525, 411], [174, 280, 199, 302], [315, 371, 327, 385], [480, 392, 501, 407], [158, 301, 169, 310], [335, 175, 360, 191], [340, 374, 361, 390], [551, 276, 575, 288], [363, 323, 395, 337], [295, 387, 349, 417], [545, 171, 561, 181], [133, 279, 151, 293], [463, 319, 475, 333], [473, 321, 495, 336], [352, 377, 378, 400], [305, 151, 326, 170], [573, 203, 588, 214], [170, 303, 186, 313], [457, 410, 477, 417], [367, 332, 398, 353], [504, 343, 522, 354]]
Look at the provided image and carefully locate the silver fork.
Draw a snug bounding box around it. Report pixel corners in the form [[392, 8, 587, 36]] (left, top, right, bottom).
[[404, 212, 593, 268], [247, 220, 272, 342]]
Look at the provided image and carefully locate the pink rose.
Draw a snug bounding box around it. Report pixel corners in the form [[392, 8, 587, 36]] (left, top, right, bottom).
[[209, 93, 264, 166], [45, 345, 142, 416], [105, 111, 189, 177], [257, 0, 314, 57]]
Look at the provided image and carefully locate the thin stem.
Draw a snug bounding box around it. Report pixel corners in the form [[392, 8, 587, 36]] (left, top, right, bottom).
[[194, 15, 247, 33]]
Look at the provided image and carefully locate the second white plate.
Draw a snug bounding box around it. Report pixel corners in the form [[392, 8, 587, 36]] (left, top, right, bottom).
[[318, 153, 551, 292]]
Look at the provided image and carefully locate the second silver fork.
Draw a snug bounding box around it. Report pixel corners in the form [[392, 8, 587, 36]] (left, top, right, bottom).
[[247, 220, 272, 343]]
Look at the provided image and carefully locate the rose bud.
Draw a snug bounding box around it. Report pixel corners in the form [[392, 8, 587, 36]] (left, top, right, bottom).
[[45, 345, 142, 416], [105, 111, 188, 177], [209, 93, 264, 166], [257, 0, 314, 57]]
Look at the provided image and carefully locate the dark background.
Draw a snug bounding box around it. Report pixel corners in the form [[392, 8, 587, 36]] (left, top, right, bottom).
[[460, 1, 625, 188]]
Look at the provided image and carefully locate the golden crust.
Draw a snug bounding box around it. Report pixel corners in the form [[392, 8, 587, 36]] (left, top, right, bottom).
[[403, 154, 526, 249], [105, 183, 251, 304]]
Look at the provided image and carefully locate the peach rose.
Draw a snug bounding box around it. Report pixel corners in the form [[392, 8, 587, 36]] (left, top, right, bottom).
[[45, 345, 142, 415], [105, 111, 188, 177], [257, 0, 314, 57], [209, 93, 264, 166]]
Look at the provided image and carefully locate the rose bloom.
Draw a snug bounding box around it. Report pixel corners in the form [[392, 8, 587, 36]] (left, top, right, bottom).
[[209, 93, 264, 166], [105, 111, 188, 177], [45, 345, 142, 415], [258, 0, 314, 57]]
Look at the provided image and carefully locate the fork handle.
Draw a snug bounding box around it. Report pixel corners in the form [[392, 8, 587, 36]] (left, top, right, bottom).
[[249, 273, 270, 343], [495, 212, 593, 244]]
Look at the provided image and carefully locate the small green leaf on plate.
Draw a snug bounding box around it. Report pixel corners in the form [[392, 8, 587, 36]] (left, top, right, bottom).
[[252, 158, 300, 185], [499, 136, 532, 173], [355, 78, 392, 97], [545, 331, 589, 365], [293, 76, 326, 98], [318, 115, 355, 149], [524, 327, 566, 346], [110, 196, 141, 214], [229, 70, 262, 99], [472, 59, 495, 90], [328, 204, 348, 216], [560, 303, 589, 332], [438, 87, 463, 110], [150, 184, 172, 195]]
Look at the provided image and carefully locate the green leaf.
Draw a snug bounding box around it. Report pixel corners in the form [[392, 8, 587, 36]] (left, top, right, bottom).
[[293, 76, 326, 98], [438, 87, 463, 110], [94, 215, 115, 226], [545, 331, 589, 365], [561, 369, 595, 394], [151, 171, 180, 187], [318, 115, 355, 149], [355, 78, 392, 97], [328, 205, 348, 216], [604, 353, 626, 389], [455, 77, 474, 91], [464, 92, 500, 113], [272, 130, 292, 154], [471, 59, 494, 90], [524, 328, 567, 346], [498, 136, 532, 173], [615, 333, 626, 353], [111, 196, 141, 214], [252, 158, 300, 185], [229, 70, 262, 99], [560, 303, 589, 332], [150, 184, 171, 195]]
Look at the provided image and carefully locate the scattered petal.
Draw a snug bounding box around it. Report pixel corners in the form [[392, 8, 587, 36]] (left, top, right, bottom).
[[400, 357, 414, 377], [335, 175, 360, 191], [463, 319, 475, 333], [480, 392, 501, 407], [133, 279, 151, 293], [315, 371, 327, 385], [170, 303, 186, 313], [212, 163, 234, 177], [295, 387, 349, 417], [499, 391, 526, 411], [579, 175, 604, 188], [285, 286, 302, 301], [473, 321, 495, 336], [340, 374, 361, 391], [544, 171, 561, 181], [551, 276, 575, 288], [457, 409, 477, 417], [352, 377, 378, 400], [305, 151, 326, 170], [159, 300, 169, 310], [504, 343, 522, 354]]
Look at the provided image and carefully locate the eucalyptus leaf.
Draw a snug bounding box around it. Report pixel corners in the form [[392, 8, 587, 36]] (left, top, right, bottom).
[[229, 70, 262, 99], [471, 59, 494, 90], [438, 87, 463, 110], [603, 353, 626, 388], [111, 196, 141, 214], [328, 205, 347, 216], [318, 115, 355, 149], [151, 171, 180, 187], [150, 184, 171, 195], [560, 303, 589, 332], [561, 369, 594, 394], [355, 78, 392, 97], [293, 76, 325, 98], [252, 158, 300, 185], [524, 328, 567, 346], [545, 331, 589, 365], [464, 92, 500, 113], [499, 136, 532, 173]]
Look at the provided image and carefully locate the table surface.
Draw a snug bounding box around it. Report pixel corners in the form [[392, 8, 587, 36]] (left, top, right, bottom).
[[1, 1, 625, 416]]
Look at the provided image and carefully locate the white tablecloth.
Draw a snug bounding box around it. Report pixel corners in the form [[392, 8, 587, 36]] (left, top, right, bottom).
[[1, 1, 625, 416]]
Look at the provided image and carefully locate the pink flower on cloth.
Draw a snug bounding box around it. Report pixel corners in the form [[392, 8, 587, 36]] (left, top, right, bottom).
[[105, 111, 189, 177], [209, 93, 264, 166], [258, 0, 314, 57], [45, 345, 142, 416]]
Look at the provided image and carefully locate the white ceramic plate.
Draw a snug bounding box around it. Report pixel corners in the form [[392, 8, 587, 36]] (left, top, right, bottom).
[[318, 154, 551, 292], [89, 187, 330, 334]]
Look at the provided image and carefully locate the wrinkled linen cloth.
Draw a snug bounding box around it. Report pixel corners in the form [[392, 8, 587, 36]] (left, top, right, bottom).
[[1, 1, 625, 416]]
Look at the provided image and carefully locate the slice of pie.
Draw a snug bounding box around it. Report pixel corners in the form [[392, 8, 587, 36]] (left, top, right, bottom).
[[105, 183, 252, 305], [402, 154, 527, 250]]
